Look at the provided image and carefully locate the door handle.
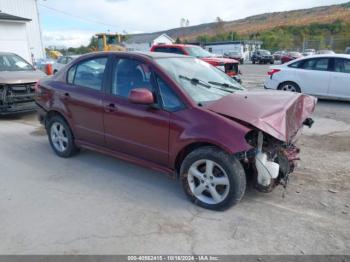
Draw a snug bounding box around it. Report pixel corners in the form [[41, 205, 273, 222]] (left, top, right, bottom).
[[61, 92, 70, 100], [105, 103, 118, 112]]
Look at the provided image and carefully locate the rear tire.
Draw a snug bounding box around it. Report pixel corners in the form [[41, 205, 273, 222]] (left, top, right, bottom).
[[278, 81, 301, 93], [252, 60, 256, 64], [180, 146, 246, 211], [47, 115, 79, 158]]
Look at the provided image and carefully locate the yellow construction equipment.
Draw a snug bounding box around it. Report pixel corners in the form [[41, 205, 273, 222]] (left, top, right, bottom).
[[47, 50, 63, 59], [95, 33, 126, 52]]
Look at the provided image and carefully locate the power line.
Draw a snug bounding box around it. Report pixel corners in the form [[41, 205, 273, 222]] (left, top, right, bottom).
[[38, 3, 121, 30]]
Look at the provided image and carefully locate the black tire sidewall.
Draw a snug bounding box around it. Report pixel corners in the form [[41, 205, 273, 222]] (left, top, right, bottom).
[[180, 146, 246, 211], [47, 116, 77, 158]]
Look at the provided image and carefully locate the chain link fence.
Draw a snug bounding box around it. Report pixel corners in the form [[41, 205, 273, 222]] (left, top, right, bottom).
[[303, 38, 350, 53]]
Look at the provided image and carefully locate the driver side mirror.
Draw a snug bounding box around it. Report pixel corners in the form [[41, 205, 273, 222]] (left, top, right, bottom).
[[128, 88, 154, 105]]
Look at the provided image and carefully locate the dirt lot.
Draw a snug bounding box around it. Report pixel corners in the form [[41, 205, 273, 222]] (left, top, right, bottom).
[[0, 64, 349, 255]]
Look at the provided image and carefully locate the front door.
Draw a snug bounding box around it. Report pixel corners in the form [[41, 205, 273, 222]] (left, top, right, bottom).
[[103, 57, 170, 166]]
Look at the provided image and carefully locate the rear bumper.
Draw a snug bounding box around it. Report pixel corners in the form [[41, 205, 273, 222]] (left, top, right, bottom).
[[264, 78, 279, 90], [36, 102, 48, 125], [0, 101, 37, 115]]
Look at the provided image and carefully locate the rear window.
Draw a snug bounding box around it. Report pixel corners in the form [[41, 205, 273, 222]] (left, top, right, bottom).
[[153, 46, 184, 55], [288, 60, 303, 68]]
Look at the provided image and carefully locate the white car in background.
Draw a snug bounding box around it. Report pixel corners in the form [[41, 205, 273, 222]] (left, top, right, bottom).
[[264, 54, 350, 100], [53, 55, 80, 74]]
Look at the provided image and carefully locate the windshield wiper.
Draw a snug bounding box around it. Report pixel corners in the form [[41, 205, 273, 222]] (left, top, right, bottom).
[[179, 75, 211, 89], [208, 81, 242, 91]]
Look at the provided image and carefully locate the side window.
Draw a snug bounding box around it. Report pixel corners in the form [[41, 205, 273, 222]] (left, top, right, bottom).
[[313, 58, 329, 71], [334, 58, 350, 74], [169, 47, 185, 55], [157, 77, 184, 112], [153, 47, 169, 53], [302, 59, 316, 70], [70, 57, 107, 90], [112, 58, 153, 98], [288, 60, 302, 68], [67, 65, 76, 84]]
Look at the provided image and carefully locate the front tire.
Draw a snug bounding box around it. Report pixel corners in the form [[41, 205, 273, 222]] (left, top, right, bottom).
[[47, 115, 79, 158], [180, 146, 246, 211]]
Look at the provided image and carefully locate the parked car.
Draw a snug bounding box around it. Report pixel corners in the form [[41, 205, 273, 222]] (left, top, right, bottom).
[[273, 50, 286, 61], [34, 57, 55, 72], [302, 49, 316, 56], [35, 51, 316, 210], [150, 44, 242, 83], [0, 52, 45, 115], [224, 51, 244, 64], [317, 50, 335, 55], [345, 47, 350, 54], [264, 54, 350, 100], [251, 50, 274, 64], [281, 52, 303, 64], [53, 55, 80, 74]]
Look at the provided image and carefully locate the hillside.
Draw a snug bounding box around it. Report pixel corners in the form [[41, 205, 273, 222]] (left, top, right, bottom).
[[128, 1, 350, 42]]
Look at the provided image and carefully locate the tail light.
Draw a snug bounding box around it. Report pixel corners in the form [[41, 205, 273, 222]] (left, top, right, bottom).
[[268, 69, 281, 76]]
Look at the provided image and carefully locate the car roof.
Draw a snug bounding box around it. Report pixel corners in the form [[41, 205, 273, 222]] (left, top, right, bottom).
[[300, 54, 350, 58], [282, 53, 350, 66], [77, 51, 192, 60], [0, 52, 17, 56]]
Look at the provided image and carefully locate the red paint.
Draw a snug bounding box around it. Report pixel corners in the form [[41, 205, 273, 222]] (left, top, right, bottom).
[[281, 52, 303, 64], [128, 88, 154, 105], [36, 52, 316, 176]]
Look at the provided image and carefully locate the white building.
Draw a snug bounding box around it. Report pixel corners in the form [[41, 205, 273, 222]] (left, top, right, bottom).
[[125, 33, 175, 51], [0, 0, 44, 63], [204, 40, 263, 60]]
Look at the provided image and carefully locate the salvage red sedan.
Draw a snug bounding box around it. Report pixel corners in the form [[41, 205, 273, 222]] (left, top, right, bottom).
[[35, 52, 317, 210], [150, 44, 242, 83], [281, 51, 303, 64]]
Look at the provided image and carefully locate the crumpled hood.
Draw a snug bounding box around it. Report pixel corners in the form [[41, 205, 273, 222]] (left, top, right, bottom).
[[205, 91, 317, 142], [0, 70, 45, 84]]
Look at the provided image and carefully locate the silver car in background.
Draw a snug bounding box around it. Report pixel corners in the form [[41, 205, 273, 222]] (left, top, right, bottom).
[[0, 52, 45, 115], [53, 55, 80, 74]]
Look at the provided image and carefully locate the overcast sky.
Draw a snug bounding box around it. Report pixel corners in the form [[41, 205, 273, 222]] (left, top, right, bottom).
[[39, 0, 348, 47]]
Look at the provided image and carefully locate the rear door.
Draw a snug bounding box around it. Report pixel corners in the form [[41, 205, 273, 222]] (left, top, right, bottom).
[[296, 57, 332, 96], [328, 58, 350, 99], [59, 56, 109, 145]]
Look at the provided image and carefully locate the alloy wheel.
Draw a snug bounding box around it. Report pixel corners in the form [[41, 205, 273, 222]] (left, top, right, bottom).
[[281, 84, 297, 92], [187, 159, 230, 205], [50, 122, 69, 153]]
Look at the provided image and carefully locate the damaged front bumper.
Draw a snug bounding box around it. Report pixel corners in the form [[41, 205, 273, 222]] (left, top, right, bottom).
[[0, 83, 37, 115], [236, 125, 312, 193]]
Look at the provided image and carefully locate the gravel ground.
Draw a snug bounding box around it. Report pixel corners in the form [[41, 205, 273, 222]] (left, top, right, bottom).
[[0, 64, 349, 255]]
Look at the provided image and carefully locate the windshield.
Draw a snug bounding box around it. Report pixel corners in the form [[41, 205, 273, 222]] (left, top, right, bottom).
[[155, 57, 244, 104], [260, 50, 271, 55], [0, 54, 33, 71], [184, 46, 213, 58]]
